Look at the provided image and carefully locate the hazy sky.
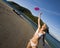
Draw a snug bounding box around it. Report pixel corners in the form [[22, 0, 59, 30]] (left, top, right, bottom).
[[7, 0, 60, 41]]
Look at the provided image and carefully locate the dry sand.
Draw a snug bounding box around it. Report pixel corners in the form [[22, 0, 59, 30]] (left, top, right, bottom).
[[0, 1, 50, 48]]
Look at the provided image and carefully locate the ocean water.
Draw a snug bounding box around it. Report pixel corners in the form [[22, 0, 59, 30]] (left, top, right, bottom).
[[3, 1, 60, 48]]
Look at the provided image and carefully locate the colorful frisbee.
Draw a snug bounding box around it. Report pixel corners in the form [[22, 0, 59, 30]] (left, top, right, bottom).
[[34, 7, 40, 11]]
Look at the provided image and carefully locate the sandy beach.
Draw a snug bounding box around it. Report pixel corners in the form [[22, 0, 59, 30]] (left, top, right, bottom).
[[0, 1, 50, 48]]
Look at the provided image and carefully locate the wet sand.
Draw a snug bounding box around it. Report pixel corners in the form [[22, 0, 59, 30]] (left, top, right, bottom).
[[0, 1, 50, 48]]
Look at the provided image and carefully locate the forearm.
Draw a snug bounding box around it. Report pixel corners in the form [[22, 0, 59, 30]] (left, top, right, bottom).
[[38, 13, 42, 28], [38, 17, 40, 28]]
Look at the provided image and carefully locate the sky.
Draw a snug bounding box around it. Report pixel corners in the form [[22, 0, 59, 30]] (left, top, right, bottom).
[[7, 0, 60, 41]]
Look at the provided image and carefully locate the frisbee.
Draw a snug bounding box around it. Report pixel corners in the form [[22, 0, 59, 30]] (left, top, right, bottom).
[[34, 7, 40, 11]]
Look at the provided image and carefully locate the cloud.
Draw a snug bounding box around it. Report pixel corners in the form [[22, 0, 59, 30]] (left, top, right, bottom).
[[41, 8, 60, 16]]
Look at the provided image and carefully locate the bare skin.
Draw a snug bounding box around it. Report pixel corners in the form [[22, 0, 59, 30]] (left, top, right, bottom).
[[26, 13, 47, 48]]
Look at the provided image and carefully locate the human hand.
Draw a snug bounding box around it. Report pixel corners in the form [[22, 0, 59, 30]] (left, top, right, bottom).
[[40, 12, 42, 16], [38, 12, 42, 18]]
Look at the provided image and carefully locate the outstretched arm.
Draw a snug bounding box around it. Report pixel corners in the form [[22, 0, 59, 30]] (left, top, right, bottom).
[[38, 12, 42, 28]]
